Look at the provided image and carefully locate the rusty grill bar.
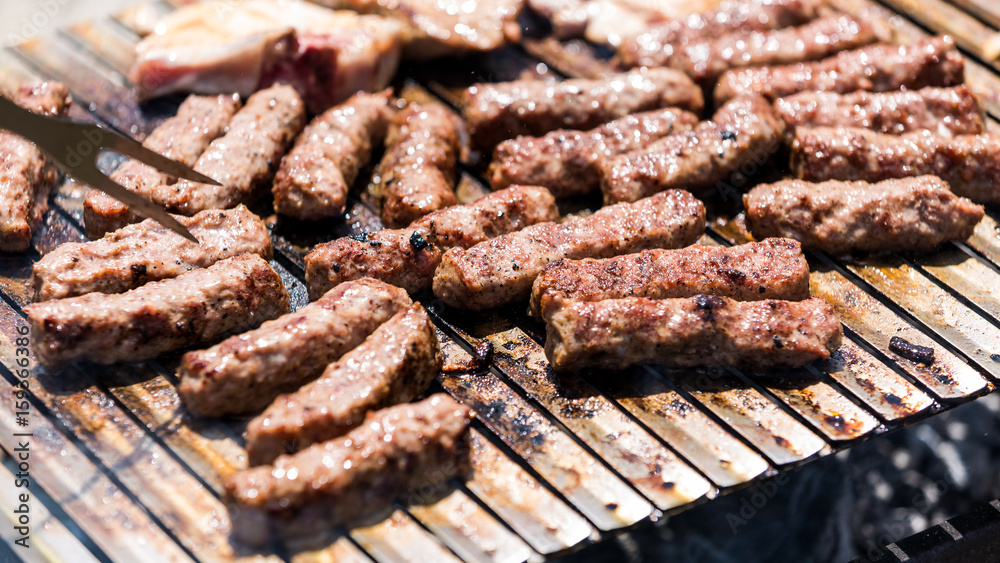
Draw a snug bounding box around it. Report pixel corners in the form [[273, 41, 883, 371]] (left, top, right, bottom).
[[2, 0, 1000, 560]]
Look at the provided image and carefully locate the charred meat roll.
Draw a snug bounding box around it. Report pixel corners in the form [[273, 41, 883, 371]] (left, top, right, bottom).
[[304, 185, 558, 298], [616, 0, 823, 69], [33, 205, 271, 301], [273, 90, 395, 220], [83, 93, 241, 238], [714, 36, 964, 104], [1, 81, 70, 252], [25, 254, 289, 368], [488, 108, 699, 198], [464, 68, 704, 154], [790, 127, 1000, 204], [226, 394, 472, 545], [774, 86, 986, 138], [373, 102, 462, 228], [745, 177, 984, 254], [245, 304, 441, 465], [599, 95, 785, 204], [544, 295, 843, 372], [178, 278, 412, 417], [669, 14, 885, 84], [433, 190, 706, 311], [530, 238, 810, 318]]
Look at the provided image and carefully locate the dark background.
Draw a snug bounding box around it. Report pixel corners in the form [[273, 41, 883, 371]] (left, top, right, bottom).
[[560, 393, 1000, 562]]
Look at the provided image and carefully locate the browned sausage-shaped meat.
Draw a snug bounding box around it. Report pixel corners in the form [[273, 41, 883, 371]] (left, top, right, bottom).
[[226, 394, 472, 545], [433, 189, 706, 311], [714, 36, 964, 105], [1, 81, 70, 252], [745, 177, 984, 254], [544, 295, 843, 372], [670, 14, 885, 84], [599, 95, 785, 204], [790, 127, 1000, 204], [530, 238, 810, 318], [83, 93, 241, 238], [178, 278, 412, 417], [373, 102, 461, 228], [616, 0, 823, 69], [33, 205, 271, 301], [245, 304, 440, 465], [25, 253, 290, 368], [774, 86, 985, 138], [273, 90, 394, 220], [464, 68, 704, 154], [304, 185, 558, 298], [488, 108, 699, 198]]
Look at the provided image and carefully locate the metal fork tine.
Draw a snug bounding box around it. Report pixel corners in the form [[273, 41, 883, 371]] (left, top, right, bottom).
[[72, 164, 199, 243], [96, 127, 222, 186]]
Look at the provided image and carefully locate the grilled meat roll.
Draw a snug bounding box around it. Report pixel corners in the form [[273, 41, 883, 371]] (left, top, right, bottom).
[[488, 108, 699, 198], [305, 185, 558, 298], [714, 36, 964, 104], [33, 205, 271, 301], [599, 95, 785, 204], [790, 127, 1000, 204], [226, 394, 472, 545], [745, 177, 984, 254], [273, 90, 395, 220], [774, 85, 985, 139], [373, 102, 462, 228], [464, 68, 704, 154], [433, 190, 706, 311], [530, 238, 810, 318], [26, 253, 289, 367], [544, 295, 842, 372]]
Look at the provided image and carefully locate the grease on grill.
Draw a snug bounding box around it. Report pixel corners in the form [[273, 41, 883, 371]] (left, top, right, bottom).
[[889, 336, 935, 365], [442, 340, 494, 374]]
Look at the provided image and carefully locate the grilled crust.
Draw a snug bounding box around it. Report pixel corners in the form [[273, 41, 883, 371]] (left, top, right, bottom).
[[599, 96, 785, 204], [669, 14, 884, 84], [530, 238, 810, 318], [488, 108, 700, 198], [1, 82, 70, 253], [374, 102, 461, 228], [245, 304, 441, 465], [714, 36, 965, 105], [544, 296, 843, 372], [432, 190, 706, 311], [304, 185, 559, 298], [33, 205, 272, 301], [790, 127, 1000, 204], [745, 177, 985, 254], [615, 0, 823, 69], [273, 90, 395, 220], [226, 394, 472, 545], [464, 68, 704, 154], [83, 94, 242, 238], [178, 278, 412, 417], [774, 86, 986, 138], [25, 253, 290, 368]]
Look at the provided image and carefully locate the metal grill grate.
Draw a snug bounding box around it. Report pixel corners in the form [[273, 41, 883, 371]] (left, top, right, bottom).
[[2, 0, 1000, 560]]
